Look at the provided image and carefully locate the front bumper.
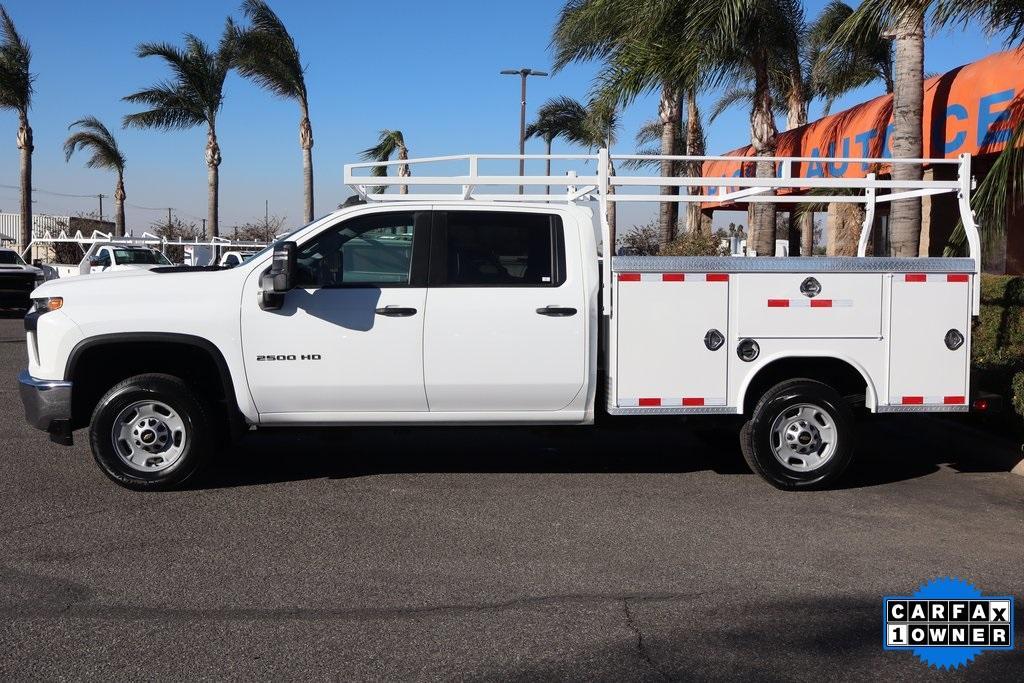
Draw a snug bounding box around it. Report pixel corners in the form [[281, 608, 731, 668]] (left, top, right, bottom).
[[18, 369, 73, 445]]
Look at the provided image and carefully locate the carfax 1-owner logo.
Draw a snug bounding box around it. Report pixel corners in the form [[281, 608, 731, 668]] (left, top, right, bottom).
[[883, 577, 1015, 669]]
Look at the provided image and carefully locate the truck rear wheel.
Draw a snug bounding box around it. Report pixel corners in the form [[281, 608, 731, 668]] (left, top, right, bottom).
[[740, 379, 855, 490], [89, 373, 212, 491]]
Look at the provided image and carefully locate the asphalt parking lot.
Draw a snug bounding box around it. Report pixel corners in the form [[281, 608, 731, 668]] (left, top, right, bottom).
[[0, 313, 1022, 680]]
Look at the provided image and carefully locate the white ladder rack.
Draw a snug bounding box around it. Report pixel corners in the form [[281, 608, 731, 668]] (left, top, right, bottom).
[[344, 150, 982, 313]]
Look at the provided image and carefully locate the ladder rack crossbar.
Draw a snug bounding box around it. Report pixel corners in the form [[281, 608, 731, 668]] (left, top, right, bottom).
[[342, 149, 983, 317]]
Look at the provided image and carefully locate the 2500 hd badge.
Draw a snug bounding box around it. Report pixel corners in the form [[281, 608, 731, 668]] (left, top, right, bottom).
[[255, 354, 322, 361]]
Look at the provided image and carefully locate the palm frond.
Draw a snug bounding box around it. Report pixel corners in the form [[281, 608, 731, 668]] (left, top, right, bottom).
[[810, 0, 893, 100], [709, 85, 755, 122], [933, 0, 1024, 48], [0, 5, 33, 113], [944, 117, 1024, 256], [621, 145, 664, 170], [234, 0, 307, 104], [124, 24, 234, 131], [64, 116, 125, 171], [633, 119, 663, 147], [359, 129, 407, 176]]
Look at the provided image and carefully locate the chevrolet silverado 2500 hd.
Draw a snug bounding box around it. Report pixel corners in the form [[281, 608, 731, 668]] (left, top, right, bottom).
[[19, 151, 984, 491]]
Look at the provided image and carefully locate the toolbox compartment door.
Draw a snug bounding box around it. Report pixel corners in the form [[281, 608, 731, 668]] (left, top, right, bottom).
[[736, 273, 883, 338], [615, 274, 729, 407], [887, 274, 971, 407]]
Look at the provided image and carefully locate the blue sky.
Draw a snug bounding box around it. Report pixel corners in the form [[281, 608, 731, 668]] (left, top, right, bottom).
[[0, 0, 1015, 233]]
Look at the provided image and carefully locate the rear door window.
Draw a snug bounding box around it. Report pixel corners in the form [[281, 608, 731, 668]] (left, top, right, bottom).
[[430, 211, 565, 287]]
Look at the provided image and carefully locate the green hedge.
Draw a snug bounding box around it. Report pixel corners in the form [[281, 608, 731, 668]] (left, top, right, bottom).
[[975, 274, 1024, 424]]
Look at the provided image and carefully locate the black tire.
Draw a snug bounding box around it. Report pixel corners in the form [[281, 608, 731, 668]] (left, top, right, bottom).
[[740, 378, 855, 490], [89, 373, 213, 491]]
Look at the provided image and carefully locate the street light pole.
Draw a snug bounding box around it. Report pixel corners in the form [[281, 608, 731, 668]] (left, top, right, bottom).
[[501, 68, 547, 193]]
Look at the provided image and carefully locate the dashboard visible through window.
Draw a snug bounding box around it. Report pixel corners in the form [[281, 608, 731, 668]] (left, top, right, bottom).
[[294, 212, 420, 288]]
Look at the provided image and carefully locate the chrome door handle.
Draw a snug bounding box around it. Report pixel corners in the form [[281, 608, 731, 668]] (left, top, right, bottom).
[[375, 306, 417, 317]]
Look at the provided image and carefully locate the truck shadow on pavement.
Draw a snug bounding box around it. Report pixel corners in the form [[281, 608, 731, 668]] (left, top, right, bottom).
[[197, 415, 1011, 491]]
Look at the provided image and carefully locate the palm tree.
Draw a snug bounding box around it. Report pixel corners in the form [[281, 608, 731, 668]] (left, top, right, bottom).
[[123, 24, 235, 238], [525, 99, 584, 196], [686, 0, 806, 256], [359, 130, 410, 194], [809, 1, 893, 115], [0, 5, 32, 251], [831, 2, 926, 257], [233, 0, 315, 223], [529, 96, 620, 243], [934, 1, 1024, 256], [64, 117, 127, 236], [552, 0, 702, 245]]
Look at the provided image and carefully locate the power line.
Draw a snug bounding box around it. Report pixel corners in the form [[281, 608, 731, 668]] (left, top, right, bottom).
[[125, 202, 171, 211], [0, 183, 100, 199]]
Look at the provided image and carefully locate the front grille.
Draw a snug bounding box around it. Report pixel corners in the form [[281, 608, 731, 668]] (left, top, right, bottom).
[[0, 273, 36, 293]]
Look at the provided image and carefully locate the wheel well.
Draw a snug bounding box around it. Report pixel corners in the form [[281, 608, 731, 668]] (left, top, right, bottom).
[[741, 357, 869, 414], [68, 338, 235, 429]]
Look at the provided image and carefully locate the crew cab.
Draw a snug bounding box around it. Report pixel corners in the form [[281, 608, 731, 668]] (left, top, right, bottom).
[[18, 151, 985, 491]]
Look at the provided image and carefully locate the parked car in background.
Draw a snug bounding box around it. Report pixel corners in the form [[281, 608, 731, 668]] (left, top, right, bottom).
[[78, 244, 173, 275], [0, 248, 44, 312], [218, 251, 257, 268]]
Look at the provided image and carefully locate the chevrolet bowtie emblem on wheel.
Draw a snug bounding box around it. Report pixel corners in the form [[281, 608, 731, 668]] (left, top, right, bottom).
[[883, 578, 1015, 669]]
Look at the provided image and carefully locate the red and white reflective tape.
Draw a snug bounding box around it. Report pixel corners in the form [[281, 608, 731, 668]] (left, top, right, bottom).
[[894, 395, 966, 405], [619, 397, 727, 408], [766, 298, 853, 308], [903, 273, 970, 283], [617, 272, 730, 282]]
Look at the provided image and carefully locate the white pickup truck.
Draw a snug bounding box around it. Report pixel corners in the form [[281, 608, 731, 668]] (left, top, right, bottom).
[[37, 242, 175, 280], [19, 151, 985, 491]]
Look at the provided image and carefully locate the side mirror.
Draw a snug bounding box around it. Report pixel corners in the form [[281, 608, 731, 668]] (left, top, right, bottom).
[[32, 259, 42, 268], [259, 241, 297, 311], [89, 258, 102, 267]]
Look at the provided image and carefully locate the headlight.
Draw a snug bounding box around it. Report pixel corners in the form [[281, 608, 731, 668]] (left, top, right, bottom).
[[32, 297, 63, 313]]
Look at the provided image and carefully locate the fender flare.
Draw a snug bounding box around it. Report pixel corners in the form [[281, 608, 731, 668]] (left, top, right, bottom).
[[736, 352, 878, 412], [65, 332, 241, 420]]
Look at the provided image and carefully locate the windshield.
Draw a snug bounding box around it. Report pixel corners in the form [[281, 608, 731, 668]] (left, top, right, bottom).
[[248, 224, 312, 261], [112, 248, 166, 265], [0, 251, 26, 266]]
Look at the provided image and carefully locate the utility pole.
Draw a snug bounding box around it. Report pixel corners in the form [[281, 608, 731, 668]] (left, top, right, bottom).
[[500, 68, 547, 194], [202, 218, 207, 234], [97, 194, 106, 222], [167, 208, 172, 228]]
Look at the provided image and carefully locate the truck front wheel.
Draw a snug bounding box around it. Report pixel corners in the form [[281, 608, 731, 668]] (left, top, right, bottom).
[[740, 379, 855, 490], [89, 374, 212, 491]]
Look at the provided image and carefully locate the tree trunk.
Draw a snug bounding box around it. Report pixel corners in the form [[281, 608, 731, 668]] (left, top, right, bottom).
[[206, 127, 221, 239], [799, 212, 813, 256], [684, 93, 705, 234], [785, 86, 813, 256], [398, 145, 410, 196], [114, 174, 126, 237], [300, 109, 314, 223], [17, 113, 32, 253], [889, 12, 924, 257], [658, 85, 681, 246], [749, 67, 778, 256], [826, 203, 864, 256]]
